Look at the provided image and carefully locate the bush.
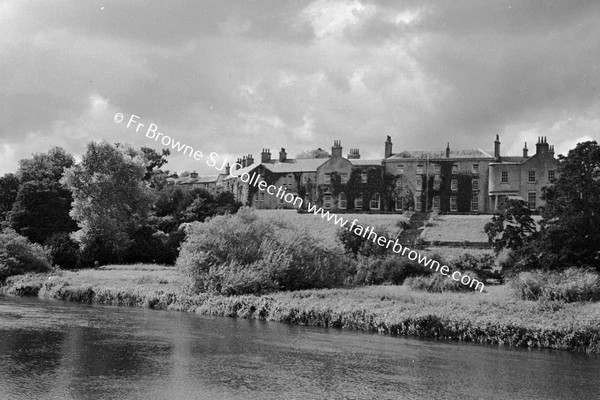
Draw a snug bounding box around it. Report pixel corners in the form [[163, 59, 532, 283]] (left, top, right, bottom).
[[45, 232, 81, 269], [406, 270, 483, 293], [0, 228, 51, 280], [352, 255, 433, 285], [336, 225, 391, 258], [450, 253, 500, 282], [510, 268, 600, 302], [177, 209, 350, 295]]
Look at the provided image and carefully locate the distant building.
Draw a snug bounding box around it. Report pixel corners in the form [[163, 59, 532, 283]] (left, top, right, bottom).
[[172, 134, 558, 214]]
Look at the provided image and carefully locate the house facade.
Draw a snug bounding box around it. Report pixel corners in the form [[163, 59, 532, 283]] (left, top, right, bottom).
[[171, 135, 558, 214]]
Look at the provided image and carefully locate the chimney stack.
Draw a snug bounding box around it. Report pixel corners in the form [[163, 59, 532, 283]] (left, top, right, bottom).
[[494, 134, 501, 160], [384, 135, 393, 158], [347, 148, 361, 159], [446, 142, 450, 158], [279, 148, 287, 162], [225, 163, 230, 175], [332, 140, 343, 158], [190, 170, 198, 179], [261, 148, 271, 163], [523, 142, 528, 158], [247, 154, 254, 166]]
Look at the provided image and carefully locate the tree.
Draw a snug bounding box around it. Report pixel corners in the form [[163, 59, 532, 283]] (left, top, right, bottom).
[[8, 147, 77, 244], [533, 141, 600, 270], [484, 199, 538, 254], [296, 148, 330, 159], [62, 141, 153, 265], [0, 173, 19, 222]]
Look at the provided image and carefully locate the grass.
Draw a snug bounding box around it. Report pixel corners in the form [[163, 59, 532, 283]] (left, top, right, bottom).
[[420, 214, 492, 243], [255, 209, 410, 249], [3, 264, 600, 353]]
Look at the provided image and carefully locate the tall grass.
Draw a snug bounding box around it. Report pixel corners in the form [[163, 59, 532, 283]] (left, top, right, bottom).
[[510, 268, 600, 302]]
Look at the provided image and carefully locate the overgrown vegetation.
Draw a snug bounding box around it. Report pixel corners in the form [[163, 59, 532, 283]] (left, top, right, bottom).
[[510, 268, 600, 302], [177, 209, 350, 295], [0, 229, 51, 281]]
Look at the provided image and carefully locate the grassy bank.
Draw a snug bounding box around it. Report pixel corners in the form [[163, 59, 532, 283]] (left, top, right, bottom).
[[2, 264, 600, 354]]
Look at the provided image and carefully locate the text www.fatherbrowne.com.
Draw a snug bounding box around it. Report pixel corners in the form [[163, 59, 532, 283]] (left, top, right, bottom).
[[114, 111, 485, 292]]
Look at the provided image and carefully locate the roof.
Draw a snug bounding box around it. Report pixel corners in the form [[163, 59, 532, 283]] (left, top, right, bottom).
[[260, 158, 328, 173], [388, 149, 494, 160], [350, 159, 383, 166]]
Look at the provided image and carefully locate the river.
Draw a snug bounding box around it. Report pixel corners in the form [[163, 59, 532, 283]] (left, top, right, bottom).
[[1, 296, 598, 400]]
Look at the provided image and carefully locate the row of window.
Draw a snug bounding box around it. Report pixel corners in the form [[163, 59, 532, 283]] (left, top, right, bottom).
[[398, 163, 480, 175], [413, 178, 479, 191], [422, 196, 479, 212], [322, 192, 379, 210], [323, 171, 368, 184], [499, 170, 556, 184]]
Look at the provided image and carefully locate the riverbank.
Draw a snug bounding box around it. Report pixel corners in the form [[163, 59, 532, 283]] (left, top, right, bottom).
[[2, 264, 600, 354]]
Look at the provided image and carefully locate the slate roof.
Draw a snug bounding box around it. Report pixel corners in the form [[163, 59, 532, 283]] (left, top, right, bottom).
[[388, 149, 494, 159]]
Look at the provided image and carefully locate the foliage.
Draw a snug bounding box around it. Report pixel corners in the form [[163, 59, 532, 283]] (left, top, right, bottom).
[[46, 232, 81, 270], [0, 228, 51, 280], [176, 209, 350, 295], [336, 225, 391, 258], [62, 141, 153, 265], [405, 271, 482, 293], [8, 147, 77, 244], [0, 173, 19, 222], [484, 199, 537, 254], [352, 255, 433, 285], [510, 268, 600, 302], [450, 253, 499, 281], [296, 148, 330, 159]]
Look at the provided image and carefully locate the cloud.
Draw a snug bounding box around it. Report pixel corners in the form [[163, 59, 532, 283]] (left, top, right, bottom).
[[1, 0, 599, 176]]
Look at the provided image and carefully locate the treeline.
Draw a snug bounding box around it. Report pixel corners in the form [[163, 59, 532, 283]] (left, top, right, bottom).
[[0, 141, 241, 278]]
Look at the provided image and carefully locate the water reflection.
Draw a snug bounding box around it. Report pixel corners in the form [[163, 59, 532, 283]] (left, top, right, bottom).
[[0, 296, 599, 400]]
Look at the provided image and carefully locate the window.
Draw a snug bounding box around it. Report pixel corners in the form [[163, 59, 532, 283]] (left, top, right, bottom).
[[451, 179, 458, 191], [370, 193, 380, 210], [260, 193, 265, 202], [279, 197, 284, 204], [434, 164, 441, 175], [254, 194, 258, 203], [417, 164, 424, 174], [415, 198, 422, 211], [354, 194, 363, 209], [302, 175, 308, 184], [323, 194, 332, 209], [416, 176, 423, 188], [396, 164, 404, 174], [395, 197, 403, 211], [450, 196, 458, 212], [361, 171, 368, 183], [548, 170, 555, 181], [472, 163, 479, 174], [339, 192, 347, 209], [433, 196, 440, 210], [304, 194, 311, 204], [528, 192, 536, 210], [471, 196, 479, 212], [324, 174, 331, 184], [501, 171, 508, 183], [341, 173, 348, 184], [528, 170, 536, 183], [472, 178, 479, 191], [452, 164, 458, 174], [433, 178, 440, 190], [288, 174, 293, 186]]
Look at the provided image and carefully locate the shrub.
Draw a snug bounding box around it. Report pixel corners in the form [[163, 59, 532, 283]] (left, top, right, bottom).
[[352, 255, 433, 285], [177, 209, 351, 295], [0, 228, 51, 280], [510, 268, 600, 302], [45, 232, 81, 270], [336, 225, 390, 258], [450, 253, 499, 282], [406, 270, 482, 293]]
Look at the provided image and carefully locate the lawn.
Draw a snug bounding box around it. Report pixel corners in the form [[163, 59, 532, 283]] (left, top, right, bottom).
[[420, 214, 492, 243]]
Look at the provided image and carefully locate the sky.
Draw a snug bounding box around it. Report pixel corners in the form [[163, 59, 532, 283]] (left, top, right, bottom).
[[1, 0, 599, 175]]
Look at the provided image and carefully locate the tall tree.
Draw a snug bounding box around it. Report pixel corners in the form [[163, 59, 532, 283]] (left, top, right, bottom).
[[484, 199, 538, 254], [62, 141, 153, 264], [8, 147, 77, 244], [0, 173, 19, 222]]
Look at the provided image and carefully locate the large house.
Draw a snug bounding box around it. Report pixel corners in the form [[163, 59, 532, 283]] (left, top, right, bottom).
[[170, 135, 558, 214]]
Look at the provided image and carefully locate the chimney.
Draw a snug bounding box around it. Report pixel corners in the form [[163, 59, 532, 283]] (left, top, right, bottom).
[[549, 144, 555, 156], [332, 140, 343, 158], [190, 170, 198, 179], [279, 148, 287, 162], [494, 134, 501, 160], [535, 136, 550, 155], [241, 155, 247, 168], [523, 142, 528, 158], [225, 163, 230, 175], [347, 148, 361, 159], [384, 135, 393, 158], [261, 148, 271, 163], [446, 142, 450, 158], [247, 154, 254, 166]]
